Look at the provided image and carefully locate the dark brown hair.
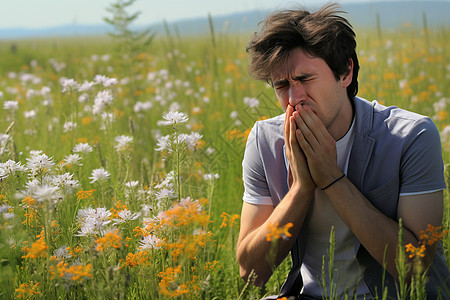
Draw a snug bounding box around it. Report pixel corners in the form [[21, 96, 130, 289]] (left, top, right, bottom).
[[246, 3, 359, 98]]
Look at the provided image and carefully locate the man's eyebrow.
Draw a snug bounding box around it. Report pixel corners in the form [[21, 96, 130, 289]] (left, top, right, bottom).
[[273, 79, 289, 87], [291, 73, 315, 81]]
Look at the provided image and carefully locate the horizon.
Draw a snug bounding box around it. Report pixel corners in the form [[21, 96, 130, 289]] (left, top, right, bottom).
[[1, 0, 447, 30]]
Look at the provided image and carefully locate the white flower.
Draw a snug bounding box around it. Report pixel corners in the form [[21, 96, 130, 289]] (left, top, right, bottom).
[[78, 80, 94, 92], [159, 111, 189, 126], [125, 181, 139, 189], [60, 78, 78, 92], [92, 90, 113, 114], [24, 110, 37, 119], [63, 121, 77, 133], [178, 132, 202, 151], [51, 173, 80, 194], [133, 101, 153, 113], [73, 143, 93, 154], [114, 135, 133, 152], [26, 152, 55, 176], [3, 100, 19, 111], [76, 206, 112, 236], [113, 209, 140, 225], [203, 173, 220, 180], [139, 234, 161, 250], [63, 153, 83, 166], [0, 160, 27, 180], [155, 135, 171, 152], [154, 187, 177, 201], [89, 167, 110, 183], [243, 97, 260, 108], [33, 184, 62, 203]]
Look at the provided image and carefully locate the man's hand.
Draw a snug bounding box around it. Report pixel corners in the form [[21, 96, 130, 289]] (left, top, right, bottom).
[[284, 105, 316, 192], [292, 105, 342, 189]]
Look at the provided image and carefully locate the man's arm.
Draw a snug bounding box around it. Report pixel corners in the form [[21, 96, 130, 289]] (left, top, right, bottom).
[[323, 179, 443, 279]]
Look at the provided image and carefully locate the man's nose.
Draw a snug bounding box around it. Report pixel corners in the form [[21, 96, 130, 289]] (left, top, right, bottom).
[[288, 83, 306, 107]]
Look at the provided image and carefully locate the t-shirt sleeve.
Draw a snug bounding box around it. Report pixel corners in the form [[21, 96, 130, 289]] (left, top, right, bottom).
[[242, 122, 274, 206], [399, 117, 447, 195]]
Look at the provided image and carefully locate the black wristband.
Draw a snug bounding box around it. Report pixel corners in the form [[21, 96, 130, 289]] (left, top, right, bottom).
[[321, 174, 345, 190]]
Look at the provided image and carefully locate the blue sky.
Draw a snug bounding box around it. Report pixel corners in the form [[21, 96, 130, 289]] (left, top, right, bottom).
[[0, 0, 444, 29]]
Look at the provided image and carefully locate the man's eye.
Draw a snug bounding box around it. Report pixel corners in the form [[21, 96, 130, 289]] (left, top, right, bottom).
[[275, 83, 288, 90]]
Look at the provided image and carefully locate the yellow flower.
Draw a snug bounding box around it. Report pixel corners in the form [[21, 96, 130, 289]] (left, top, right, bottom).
[[76, 189, 96, 201], [220, 212, 240, 228], [266, 222, 293, 242]]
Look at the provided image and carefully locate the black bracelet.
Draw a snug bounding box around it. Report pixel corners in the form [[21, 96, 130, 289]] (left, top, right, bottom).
[[321, 174, 345, 190]]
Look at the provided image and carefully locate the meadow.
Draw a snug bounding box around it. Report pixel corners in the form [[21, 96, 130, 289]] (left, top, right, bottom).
[[0, 21, 449, 299]]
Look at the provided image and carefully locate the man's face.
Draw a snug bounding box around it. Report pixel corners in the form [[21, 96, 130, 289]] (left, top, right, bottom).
[[270, 47, 351, 132]]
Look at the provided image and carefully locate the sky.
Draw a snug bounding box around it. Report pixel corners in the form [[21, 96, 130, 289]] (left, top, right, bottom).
[[0, 0, 445, 29]]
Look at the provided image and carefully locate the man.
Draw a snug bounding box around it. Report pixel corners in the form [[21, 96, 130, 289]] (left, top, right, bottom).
[[236, 3, 449, 299]]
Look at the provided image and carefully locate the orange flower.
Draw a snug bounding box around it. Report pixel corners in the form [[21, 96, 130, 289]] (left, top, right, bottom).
[[419, 224, 448, 246], [266, 222, 293, 242], [76, 189, 96, 201], [158, 266, 189, 297], [405, 243, 426, 259], [120, 251, 151, 269], [95, 229, 122, 251], [15, 281, 40, 298], [220, 212, 240, 228], [22, 230, 48, 259]]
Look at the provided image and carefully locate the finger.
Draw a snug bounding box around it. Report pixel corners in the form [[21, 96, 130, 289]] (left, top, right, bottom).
[[293, 111, 320, 153], [297, 105, 328, 141]]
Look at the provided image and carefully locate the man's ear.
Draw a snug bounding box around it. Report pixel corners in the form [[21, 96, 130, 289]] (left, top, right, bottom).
[[341, 58, 353, 88]]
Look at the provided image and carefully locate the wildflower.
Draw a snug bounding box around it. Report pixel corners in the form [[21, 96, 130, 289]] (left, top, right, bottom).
[[220, 212, 240, 228], [419, 224, 448, 246], [180, 132, 203, 151], [133, 101, 153, 113], [0, 159, 27, 180], [158, 266, 189, 297], [114, 135, 133, 152], [77, 80, 94, 92], [76, 189, 96, 200], [154, 187, 177, 202], [76, 206, 112, 236], [63, 153, 83, 167], [22, 230, 48, 259], [52, 246, 72, 260], [51, 173, 80, 194], [63, 121, 77, 133], [121, 251, 150, 268], [113, 209, 140, 225], [15, 281, 40, 298], [89, 167, 110, 183], [92, 90, 113, 114], [159, 111, 189, 126], [95, 229, 122, 251], [26, 152, 55, 176], [32, 184, 63, 203], [139, 234, 162, 250], [203, 173, 220, 181], [243, 97, 260, 108], [3, 100, 19, 111], [266, 222, 293, 242], [24, 110, 37, 119], [60, 78, 78, 92], [73, 142, 93, 154], [155, 135, 171, 152], [405, 243, 426, 259]]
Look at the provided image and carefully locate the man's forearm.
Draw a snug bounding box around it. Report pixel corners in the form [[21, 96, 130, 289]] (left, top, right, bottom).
[[237, 187, 313, 286], [323, 176, 431, 280]]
